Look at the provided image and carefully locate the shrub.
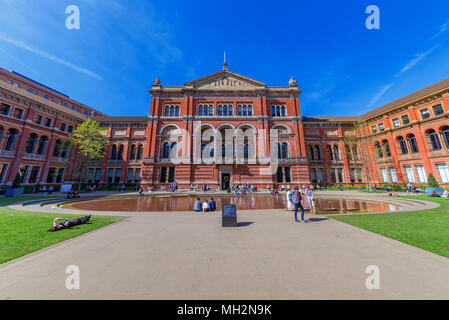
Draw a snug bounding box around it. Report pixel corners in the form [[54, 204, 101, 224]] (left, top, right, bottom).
[[12, 173, 22, 188], [427, 173, 440, 188]]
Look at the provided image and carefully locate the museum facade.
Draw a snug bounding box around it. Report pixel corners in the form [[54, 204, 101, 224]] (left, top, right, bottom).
[[1, 64, 448, 188]]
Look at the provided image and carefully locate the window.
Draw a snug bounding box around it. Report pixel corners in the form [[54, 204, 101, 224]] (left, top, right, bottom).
[[285, 167, 291, 183], [20, 165, 30, 183], [127, 168, 134, 183], [114, 168, 121, 183], [28, 166, 41, 184], [0, 103, 11, 115], [378, 123, 385, 131], [6, 80, 12, 84], [237, 104, 253, 116], [405, 166, 415, 183], [416, 165, 427, 183], [110, 145, 117, 160], [47, 168, 56, 183], [318, 168, 325, 183], [392, 118, 400, 128], [436, 164, 449, 184], [160, 167, 167, 183], [356, 169, 363, 183], [408, 134, 419, 153], [398, 137, 408, 155], [427, 130, 441, 150], [14, 82, 19, 87], [12, 108, 23, 119], [442, 127, 449, 149], [420, 108, 430, 119], [433, 104, 444, 116], [380, 168, 389, 183], [59, 123, 66, 132], [383, 140, 391, 157], [25, 134, 37, 154], [371, 126, 378, 133], [401, 115, 410, 125], [135, 169, 141, 181], [67, 125, 74, 133], [33, 90, 37, 95], [168, 167, 175, 183], [375, 142, 383, 158], [44, 118, 52, 128], [36, 137, 48, 155], [276, 167, 283, 183], [161, 142, 170, 159], [35, 115, 43, 125], [271, 105, 286, 117], [137, 145, 143, 160], [389, 167, 398, 183], [0, 164, 9, 183], [130, 145, 137, 160], [197, 104, 212, 116], [107, 168, 114, 184]]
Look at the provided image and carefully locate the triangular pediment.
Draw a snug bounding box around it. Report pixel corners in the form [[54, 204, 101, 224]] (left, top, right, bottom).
[[185, 70, 266, 90]]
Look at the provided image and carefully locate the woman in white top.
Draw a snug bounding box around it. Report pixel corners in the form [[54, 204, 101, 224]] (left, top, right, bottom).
[[202, 200, 210, 212]]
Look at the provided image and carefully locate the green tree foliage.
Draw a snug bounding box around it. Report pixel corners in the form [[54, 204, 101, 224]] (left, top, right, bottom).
[[68, 119, 108, 190], [427, 173, 440, 188]]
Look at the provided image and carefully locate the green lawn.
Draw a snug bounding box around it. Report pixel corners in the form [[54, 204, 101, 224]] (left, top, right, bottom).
[[331, 196, 449, 258], [0, 196, 125, 264]]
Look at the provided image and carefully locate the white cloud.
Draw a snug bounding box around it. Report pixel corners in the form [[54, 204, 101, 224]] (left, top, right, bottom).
[[395, 45, 439, 78], [0, 33, 103, 80], [369, 83, 394, 107], [431, 20, 449, 40]]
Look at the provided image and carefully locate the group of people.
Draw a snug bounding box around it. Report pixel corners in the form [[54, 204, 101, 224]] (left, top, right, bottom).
[[85, 184, 97, 192], [115, 184, 127, 192], [193, 198, 217, 212], [66, 190, 81, 199], [33, 184, 54, 194], [286, 186, 316, 222]]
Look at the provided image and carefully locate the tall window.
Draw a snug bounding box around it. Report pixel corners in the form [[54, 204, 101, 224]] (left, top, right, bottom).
[[137, 145, 143, 159], [315, 145, 322, 160], [382, 140, 391, 157], [408, 134, 419, 153], [375, 142, 383, 158], [427, 129, 441, 150], [441, 127, 449, 149], [398, 137, 408, 155], [308, 145, 315, 160], [281, 143, 288, 159], [130, 145, 137, 160], [36, 137, 48, 155], [161, 142, 170, 159], [351, 145, 359, 160], [117, 145, 124, 160], [271, 105, 286, 117], [25, 134, 37, 154], [327, 145, 334, 161], [333, 145, 341, 161]]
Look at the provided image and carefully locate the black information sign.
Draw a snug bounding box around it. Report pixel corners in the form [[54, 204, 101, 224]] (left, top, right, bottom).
[[222, 204, 237, 227]]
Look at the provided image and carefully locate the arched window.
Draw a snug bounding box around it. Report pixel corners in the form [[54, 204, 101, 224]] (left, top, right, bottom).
[[223, 105, 228, 116], [170, 106, 175, 116], [4, 129, 18, 151], [315, 145, 322, 160], [271, 106, 275, 116], [161, 142, 170, 159], [427, 129, 441, 150], [137, 145, 143, 159], [237, 106, 242, 116], [61, 142, 70, 158], [408, 134, 419, 153], [243, 106, 247, 116], [345, 145, 352, 161], [130, 145, 137, 160], [248, 106, 253, 116], [441, 126, 449, 149], [217, 106, 222, 116], [308, 145, 315, 160], [244, 144, 249, 160], [327, 145, 334, 161], [110, 145, 117, 160], [170, 142, 178, 158], [351, 145, 358, 160], [221, 144, 226, 157], [164, 106, 169, 116], [208, 105, 213, 116], [281, 106, 286, 117], [25, 134, 37, 154], [201, 144, 206, 159], [281, 142, 288, 159], [175, 106, 180, 116], [333, 145, 341, 161], [228, 105, 233, 116], [198, 105, 203, 116], [382, 140, 391, 157], [117, 145, 124, 160], [36, 136, 48, 155], [276, 106, 281, 117], [374, 142, 383, 158], [398, 137, 408, 155]]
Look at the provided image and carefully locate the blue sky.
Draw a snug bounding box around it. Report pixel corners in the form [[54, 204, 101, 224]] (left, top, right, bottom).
[[0, 0, 448, 117]]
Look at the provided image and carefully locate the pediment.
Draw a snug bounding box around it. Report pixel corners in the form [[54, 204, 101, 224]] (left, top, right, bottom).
[[185, 70, 266, 90]]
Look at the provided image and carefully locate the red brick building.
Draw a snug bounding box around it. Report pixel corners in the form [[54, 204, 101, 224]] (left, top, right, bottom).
[[1, 64, 448, 189]]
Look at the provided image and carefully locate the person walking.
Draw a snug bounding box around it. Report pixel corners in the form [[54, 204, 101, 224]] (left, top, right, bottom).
[[289, 186, 305, 223], [306, 187, 314, 213]]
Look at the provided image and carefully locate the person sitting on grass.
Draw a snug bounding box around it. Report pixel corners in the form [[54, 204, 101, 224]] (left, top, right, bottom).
[[442, 189, 449, 200], [47, 215, 91, 232]]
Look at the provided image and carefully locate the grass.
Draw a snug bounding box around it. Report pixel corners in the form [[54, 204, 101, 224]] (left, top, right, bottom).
[[331, 196, 449, 258], [0, 196, 125, 264]]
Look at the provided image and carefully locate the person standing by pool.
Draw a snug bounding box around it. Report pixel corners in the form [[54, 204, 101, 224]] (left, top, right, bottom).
[[286, 189, 294, 211], [194, 198, 202, 212], [289, 186, 305, 223], [209, 198, 217, 211]]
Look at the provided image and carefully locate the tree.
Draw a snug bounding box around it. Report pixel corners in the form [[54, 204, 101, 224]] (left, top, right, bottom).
[[344, 120, 376, 191], [427, 173, 440, 188], [12, 172, 21, 188], [68, 119, 108, 191]]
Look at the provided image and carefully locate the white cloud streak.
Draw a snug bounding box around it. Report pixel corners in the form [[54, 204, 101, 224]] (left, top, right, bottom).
[[395, 45, 439, 78], [0, 33, 103, 80], [369, 83, 394, 107], [431, 20, 449, 40]]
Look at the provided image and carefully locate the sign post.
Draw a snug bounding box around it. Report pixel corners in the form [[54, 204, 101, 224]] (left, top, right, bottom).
[[222, 204, 237, 227]]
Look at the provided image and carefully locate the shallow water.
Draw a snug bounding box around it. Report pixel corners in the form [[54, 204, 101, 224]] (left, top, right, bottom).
[[65, 195, 401, 214]]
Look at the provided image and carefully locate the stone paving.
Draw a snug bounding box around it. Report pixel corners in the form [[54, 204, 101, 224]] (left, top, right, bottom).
[[1, 191, 448, 299]]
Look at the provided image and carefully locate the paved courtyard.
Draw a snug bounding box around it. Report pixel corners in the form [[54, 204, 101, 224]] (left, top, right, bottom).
[[1, 195, 449, 299]]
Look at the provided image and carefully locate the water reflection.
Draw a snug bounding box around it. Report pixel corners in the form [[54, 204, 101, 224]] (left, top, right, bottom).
[[67, 195, 400, 214]]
